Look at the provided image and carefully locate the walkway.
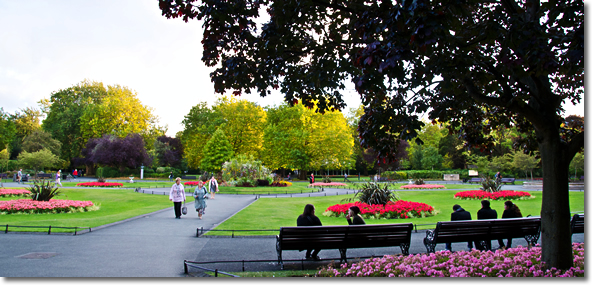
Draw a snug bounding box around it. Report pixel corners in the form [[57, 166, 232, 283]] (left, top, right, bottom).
[[0, 180, 584, 277]]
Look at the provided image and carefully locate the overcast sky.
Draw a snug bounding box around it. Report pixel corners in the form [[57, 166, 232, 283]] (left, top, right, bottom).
[[0, 0, 587, 138]]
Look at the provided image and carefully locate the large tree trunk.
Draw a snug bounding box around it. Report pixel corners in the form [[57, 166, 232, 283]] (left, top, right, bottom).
[[539, 135, 573, 270]]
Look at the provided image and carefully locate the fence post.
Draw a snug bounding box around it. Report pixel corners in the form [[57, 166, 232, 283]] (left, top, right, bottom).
[[48, 225, 51, 235], [5, 225, 8, 233], [242, 260, 245, 272], [184, 261, 188, 274], [215, 269, 218, 277]]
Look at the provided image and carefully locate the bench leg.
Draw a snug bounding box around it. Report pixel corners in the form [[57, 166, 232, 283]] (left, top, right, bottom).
[[339, 248, 347, 263], [400, 243, 410, 255], [276, 238, 282, 266], [423, 238, 436, 253]]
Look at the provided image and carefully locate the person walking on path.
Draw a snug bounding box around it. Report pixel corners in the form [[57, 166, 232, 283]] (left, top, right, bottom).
[[498, 201, 523, 249], [55, 170, 62, 187], [296, 204, 323, 260], [208, 176, 218, 199], [445, 204, 473, 251], [169, 171, 173, 182], [169, 177, 186, 219], [310, 173, 314, 184], [475, 200, 497, 250], [193, 181, 208, 219], [346, 205, 365, 225], [17, 169, 22, 184]]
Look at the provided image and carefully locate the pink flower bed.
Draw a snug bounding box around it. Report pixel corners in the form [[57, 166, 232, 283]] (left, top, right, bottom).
[[76, 182, 123, 187], [184, 181, 203, 186], [400, 184, 446, 189], [455, 190, 533, 200], [0, 199, 95, 214], [0, 189, 31, 197], [316, 243, 584, 277], [324, 201, 436, 219], [309, 182, 348, 187]]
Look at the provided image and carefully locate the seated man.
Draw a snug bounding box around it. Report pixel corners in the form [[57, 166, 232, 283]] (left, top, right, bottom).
[[475, 200, 497, 250], [445, 204, 473, 251]]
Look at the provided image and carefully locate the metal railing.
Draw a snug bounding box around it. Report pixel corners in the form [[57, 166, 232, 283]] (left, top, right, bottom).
[[2, 224, 91, 235]]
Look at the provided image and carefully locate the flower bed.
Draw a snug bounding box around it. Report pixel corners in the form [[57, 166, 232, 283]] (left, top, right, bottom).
[[184, 181, 203, 186], [323, 201, 436, 219], [0, 199, 97, 214], [309, 182, 347, 187], [454, 190, 533, 200], [0, 189, 31, 197], [76, 182, 123, 187], [316, 243, 584, 277], [271, 181, 292, 187], [400, 184, 446, 189]]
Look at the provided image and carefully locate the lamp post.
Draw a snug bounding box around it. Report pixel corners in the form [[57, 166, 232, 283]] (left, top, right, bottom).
[[140, 164, 144, 180]]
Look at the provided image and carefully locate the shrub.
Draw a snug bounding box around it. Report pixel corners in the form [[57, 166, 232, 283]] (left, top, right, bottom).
[[256, 179, 270, 186], [382, 171, 407, 180], [414, 178, 425, 185], [28, 178, 61, 201], [480, 174, 502, 193], [322, 176, 332, 183], [343, 182, 399, 206]]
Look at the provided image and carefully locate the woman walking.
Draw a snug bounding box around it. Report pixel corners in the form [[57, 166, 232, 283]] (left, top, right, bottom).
[[55, 170, 62, 187], [169, 177, 186, 219], [209, 176, 218, 199], [194, 181, 208, 219]]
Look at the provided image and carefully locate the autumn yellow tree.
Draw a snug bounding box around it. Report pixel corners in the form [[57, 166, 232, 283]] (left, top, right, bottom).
[[214, 96, 266, 158]]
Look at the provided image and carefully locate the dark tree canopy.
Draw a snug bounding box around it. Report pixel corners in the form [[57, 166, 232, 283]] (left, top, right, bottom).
[[154, 135, 184, 168], [84, 134, 152, 172], [160, 0, 584, 269]]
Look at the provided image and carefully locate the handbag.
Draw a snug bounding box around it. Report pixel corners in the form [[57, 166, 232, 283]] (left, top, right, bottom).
[[182, 204, 187, 215]]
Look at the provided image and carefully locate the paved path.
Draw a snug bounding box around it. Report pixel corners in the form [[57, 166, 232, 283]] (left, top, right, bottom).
[[0, 180, 584, 277]]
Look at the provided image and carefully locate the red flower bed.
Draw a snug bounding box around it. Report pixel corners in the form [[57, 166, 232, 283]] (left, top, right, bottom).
[[309, 182, 347, 187], [324, 201, 436, 219], [0, 199, 95, 214], [400, 184, 446, 189], [76, 182, 123, 187], [184, 181, 203, 186], [454, 190, 533, 200], [0, 189, 31, 197]]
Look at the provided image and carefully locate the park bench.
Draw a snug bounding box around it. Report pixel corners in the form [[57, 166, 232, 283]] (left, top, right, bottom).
[[276, 223, 413, 268], [0, 173, 7, 179], [571, 214, 584, 235], [423, 217, 541, 253], [469, 178, 482, 183], [36, 173, 53, 179], [180, 176, 197, 180], [500, 178, 516, 184]]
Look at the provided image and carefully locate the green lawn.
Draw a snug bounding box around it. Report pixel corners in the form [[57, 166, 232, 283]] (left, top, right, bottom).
[[0, 188, 173, 233], [207, 190, 585, 236]]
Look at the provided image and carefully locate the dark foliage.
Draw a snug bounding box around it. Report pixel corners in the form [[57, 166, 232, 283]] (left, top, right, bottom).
[[256, 179, 270, 186], [155, 135, 184, 168], [480, 174, 503, 193], [84, 134, 152, 172], [29, 178, 61, 201]]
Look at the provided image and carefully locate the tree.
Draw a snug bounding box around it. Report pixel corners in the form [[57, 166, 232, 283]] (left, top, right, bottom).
[[8, 107, 43, 159], [0, 108, 16, 152], [569, 152, 584, 180], [421, 146, 442, 170], [215, 96, 267, 157], [0, 149, 9, 173], [200, 128, 234, 173], [512, 151, 540, 180], [42, 80, 108, 166], [21, 130, 62, 156], [153, 135, 184, 168], [87, 134, 152, 172], [488, 154, 513, 176], [17, 149, 61, 174], [161, 0, 584, 269], [181, 102, 224, 169]]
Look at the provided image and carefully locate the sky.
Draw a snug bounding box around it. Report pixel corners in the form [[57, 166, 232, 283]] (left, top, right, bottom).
[[0, 0, 587, 138]]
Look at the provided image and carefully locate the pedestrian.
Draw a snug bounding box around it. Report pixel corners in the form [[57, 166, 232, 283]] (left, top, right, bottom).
[[346, 205, 365, 225], [498, 201, 523, 250], [73, 169, 78, 179], [193, 181, 208, 219], [55, 170, 62, 187], [475, 200, 497, 250], [310, 173, 314, 184], [495, 171, 502, 183], [169, 171, 173, 182], [17, 169, 22, 184], [296, 204, 322, 260], [344, 173, 348, 182], [169, 177, 186, 219], [445, 204, 474, 251], [209, 176, 218, 199]]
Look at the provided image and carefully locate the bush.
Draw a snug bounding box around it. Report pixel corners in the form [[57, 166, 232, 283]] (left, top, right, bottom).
[[28, 178, 61, 201], [256, 179, 270, 186], [342, 182, 400, 206], [414, 178, 425, 185], [156, 167, 166, 173]]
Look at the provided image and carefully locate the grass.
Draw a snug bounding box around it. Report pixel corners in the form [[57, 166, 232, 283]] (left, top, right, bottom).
[[206, 190, 585, 236], [0, 188, 174, 233]]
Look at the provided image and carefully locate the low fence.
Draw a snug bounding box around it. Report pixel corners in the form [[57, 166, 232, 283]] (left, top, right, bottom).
[[2, 224, 91, 235]]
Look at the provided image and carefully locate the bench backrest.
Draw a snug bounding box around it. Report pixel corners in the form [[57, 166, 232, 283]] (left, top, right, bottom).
[[501, 178, 515, 182], [278, 223, 413, 250], [571, 214, 584, 234], [433, 217, 541, 243]]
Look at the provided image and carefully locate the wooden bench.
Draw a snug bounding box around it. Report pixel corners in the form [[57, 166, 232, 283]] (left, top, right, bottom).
[[0, 173, 7, 179], [500, 178, 515, 184], [571, 214, 584, 235], [469, 178, 482, 183], [423, 217, 541, 253], [276, 223, 413, 268], [180, 176, 197, 180], [36, 173, 53, 179]]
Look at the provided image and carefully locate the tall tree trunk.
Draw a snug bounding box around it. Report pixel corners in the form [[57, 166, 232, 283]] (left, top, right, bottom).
[[539, 136, 573, 270]]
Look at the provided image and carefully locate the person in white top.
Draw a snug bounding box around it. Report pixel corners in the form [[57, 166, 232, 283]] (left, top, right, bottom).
[[169, 177, 186, 219], [209, 176, 219, 199]]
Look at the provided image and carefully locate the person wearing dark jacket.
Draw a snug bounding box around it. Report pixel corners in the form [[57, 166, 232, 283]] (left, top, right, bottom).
[[445, 204, 473, 251], [346, 206, 365, 225], [297, 204, 322, 260], [475, 200, 498, 250], [498, 201, 523, 249]]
